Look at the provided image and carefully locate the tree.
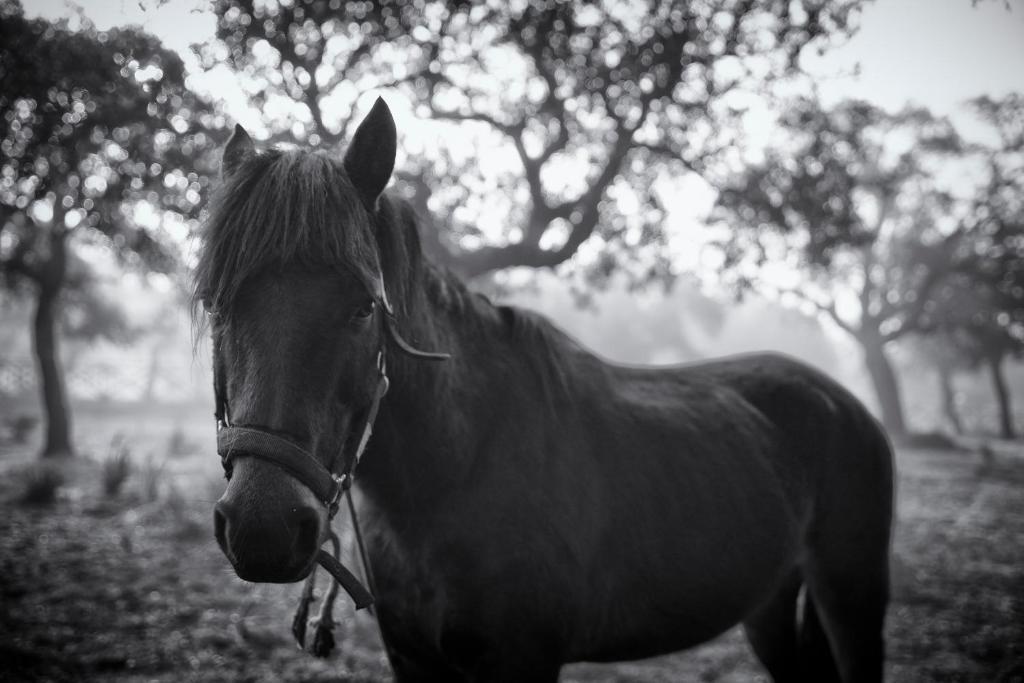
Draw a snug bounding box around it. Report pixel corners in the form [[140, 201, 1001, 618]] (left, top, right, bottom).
[[902, 332, 970, 435], [0, 1, 217, 456], [200, 0, 867, 285], [917, 286, 1022, 439], [711, 97, 964, 437], [917, 94, 1024, 439]]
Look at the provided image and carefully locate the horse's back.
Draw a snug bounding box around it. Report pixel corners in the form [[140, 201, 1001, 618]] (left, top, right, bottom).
[[600, 350, 892, 501], [650, 351, 892, 490]]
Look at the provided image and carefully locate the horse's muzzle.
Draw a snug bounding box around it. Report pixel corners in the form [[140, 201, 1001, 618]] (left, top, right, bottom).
[[214, 496, 322, 583]]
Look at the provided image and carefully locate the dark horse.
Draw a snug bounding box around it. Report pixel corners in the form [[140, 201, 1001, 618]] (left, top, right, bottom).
[[198, 98, 893, 682]]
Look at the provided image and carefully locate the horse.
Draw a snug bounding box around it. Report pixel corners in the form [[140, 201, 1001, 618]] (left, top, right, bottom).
[[198, 97, 893, 683]]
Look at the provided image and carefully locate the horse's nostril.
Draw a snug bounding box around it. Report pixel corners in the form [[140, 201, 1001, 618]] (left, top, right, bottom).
[[292, 506, 321, 560], [213, 500, 231, 551]]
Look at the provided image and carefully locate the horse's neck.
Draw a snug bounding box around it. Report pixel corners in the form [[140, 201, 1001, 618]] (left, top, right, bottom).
[[355, 269, 499, 518]]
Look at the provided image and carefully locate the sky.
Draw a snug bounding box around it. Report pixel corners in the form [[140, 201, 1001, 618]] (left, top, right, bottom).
[[23, 0, 1024, 228], [25, 0, 1024, 121], [806, 0, 1024, 140], [20, 0, 1024, 318], [13, 0, 1024, 396]]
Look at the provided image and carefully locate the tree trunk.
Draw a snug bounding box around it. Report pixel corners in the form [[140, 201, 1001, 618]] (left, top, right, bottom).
[[860, 334, 907, 438], [30, 225, 73, 458], [938, 365, 963, 436], [987, 353, 1016, 440], [33, 284, 73, 457]]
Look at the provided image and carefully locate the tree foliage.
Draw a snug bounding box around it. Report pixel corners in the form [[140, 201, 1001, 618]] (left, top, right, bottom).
[[918, 95, 1024, 361], [714, 97, 963, 337], [201, 0, 867, 284], [0, 0, 218, 455], [712, 92, 1024, 437], [0, 1, 217, 288], [710, 96, 968, 435], [914, 94, 1024, 437]]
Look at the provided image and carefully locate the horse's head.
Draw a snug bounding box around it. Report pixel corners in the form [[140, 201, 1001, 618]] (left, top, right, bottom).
[[199, 99, 397, 583]]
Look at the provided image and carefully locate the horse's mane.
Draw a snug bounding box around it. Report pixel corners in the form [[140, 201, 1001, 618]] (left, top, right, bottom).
[[193, 145, 574, 397], [497, 304, 576, 398], [373, 194, 576, 399], [193, 148, 381, 312]]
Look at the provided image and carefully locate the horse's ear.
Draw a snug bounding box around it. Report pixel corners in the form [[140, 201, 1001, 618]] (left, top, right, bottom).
[[344, 97, 397, 205], [222, 124, 255, 179]]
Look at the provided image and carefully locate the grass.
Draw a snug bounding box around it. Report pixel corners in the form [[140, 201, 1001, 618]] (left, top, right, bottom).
[[0, 436, 1021, 682], [166, 424, 199, 458], [5, 414, 38, 444], [18, 463, 65, 505], [100, 434, 133, 498], [138, 453, 168, 502], [163, 481, 206, 540]]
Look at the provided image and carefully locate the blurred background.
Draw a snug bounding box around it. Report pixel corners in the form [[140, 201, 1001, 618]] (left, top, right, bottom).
[[1, 0, 1021, 681]]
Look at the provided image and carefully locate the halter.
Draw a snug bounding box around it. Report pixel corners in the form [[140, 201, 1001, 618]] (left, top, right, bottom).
[[212, 271, 449, 653]]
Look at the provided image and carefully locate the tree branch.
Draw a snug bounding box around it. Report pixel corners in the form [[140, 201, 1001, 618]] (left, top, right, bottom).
[[881, 228, 964, 342], [528, 50, 570, 166], [858, 243, 877, 324], [451, 106, 652, 278], [636, 141, 707, 177], [429, 108, 524, 139], [1, 249, 42, 284], [453, 239, 581, 279], [771, 285, 858, 336], [880, 267, 946, 342], [1, 211, 45, 284]]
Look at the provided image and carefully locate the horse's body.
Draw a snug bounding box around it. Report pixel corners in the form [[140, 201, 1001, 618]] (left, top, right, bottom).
[[359, 271, 892, 682], [201, 100, 893, 683]]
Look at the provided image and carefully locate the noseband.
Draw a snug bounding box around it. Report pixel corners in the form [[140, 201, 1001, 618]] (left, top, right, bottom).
[[212, 272, 449, 627]]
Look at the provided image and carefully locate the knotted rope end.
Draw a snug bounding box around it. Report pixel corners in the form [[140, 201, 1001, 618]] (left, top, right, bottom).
[[309, 617, 336, 658]]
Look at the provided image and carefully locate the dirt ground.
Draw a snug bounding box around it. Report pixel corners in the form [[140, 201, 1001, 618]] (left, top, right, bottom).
[[0, 408, 1022, 682]]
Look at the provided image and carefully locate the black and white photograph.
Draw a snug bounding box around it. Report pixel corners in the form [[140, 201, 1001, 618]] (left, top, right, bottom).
[[1, 0, 1022, 680]]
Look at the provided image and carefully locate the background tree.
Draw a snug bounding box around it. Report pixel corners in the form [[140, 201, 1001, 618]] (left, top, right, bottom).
[[901, 332, 973, 435], [917, 94, 1024, 439], [915, 283, 1022, 439], [711, 97, 964, 436], [56, 256, 140, 381], [200, 0, 867, 286], [0, 1, 218, 456]]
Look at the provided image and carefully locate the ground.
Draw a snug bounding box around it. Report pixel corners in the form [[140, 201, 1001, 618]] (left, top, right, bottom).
[[0, 404, 1022, 682]]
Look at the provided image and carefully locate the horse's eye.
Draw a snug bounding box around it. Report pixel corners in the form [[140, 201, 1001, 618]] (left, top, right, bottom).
[[350, 300, 376, 324]]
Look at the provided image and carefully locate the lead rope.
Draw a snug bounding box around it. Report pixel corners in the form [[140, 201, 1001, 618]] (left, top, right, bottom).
[[295, 491, 382, 657], [294, 495, 380, 657], [309, 532, 342, 656], [293, 350, 389, 657], [346, 487, 378, 605]]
